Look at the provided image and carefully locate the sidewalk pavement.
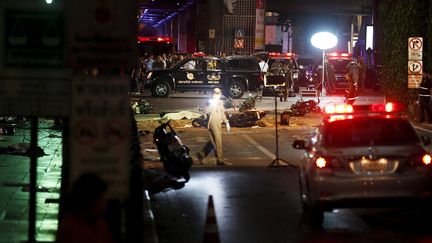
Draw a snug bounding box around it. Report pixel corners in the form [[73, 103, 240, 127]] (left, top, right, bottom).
[[0, 120, 62, 243]]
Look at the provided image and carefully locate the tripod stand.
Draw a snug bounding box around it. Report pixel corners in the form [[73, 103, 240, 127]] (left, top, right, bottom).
[[268, 87, 295, 168]]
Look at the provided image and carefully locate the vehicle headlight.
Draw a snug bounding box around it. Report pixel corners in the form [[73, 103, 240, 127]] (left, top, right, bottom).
[[147, 72, 153, 79]]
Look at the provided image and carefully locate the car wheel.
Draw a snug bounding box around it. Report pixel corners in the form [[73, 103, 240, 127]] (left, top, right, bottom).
[[227, 81, 245, 98], [151, 81, 171, 97]]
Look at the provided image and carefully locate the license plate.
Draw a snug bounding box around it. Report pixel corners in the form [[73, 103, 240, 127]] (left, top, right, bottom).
[[361, 160, 387, 171]]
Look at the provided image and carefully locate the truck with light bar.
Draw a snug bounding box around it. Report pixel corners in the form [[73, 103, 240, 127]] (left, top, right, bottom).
[[264, 52, 300, 96], [137, 36, 176, 56], [326, 52, 354, 93]]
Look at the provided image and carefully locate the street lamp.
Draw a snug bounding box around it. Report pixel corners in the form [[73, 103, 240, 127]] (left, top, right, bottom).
[[311, 32, 338, 96]]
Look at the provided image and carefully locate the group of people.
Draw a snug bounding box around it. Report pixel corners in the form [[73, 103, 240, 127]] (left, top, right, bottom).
[[130, 52, 194, 93], [257, 56, 298, 102]]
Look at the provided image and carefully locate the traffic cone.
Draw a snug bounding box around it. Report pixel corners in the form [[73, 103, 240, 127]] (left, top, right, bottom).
[[203, 195, 220, 243]]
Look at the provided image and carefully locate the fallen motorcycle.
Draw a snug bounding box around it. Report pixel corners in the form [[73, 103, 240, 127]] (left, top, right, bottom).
[[153, 120, 193, 181], [285, 99, 320, 116], [192, 110, 266, 128], [228, 110, 266, 127], [238, 94, 259, 112]]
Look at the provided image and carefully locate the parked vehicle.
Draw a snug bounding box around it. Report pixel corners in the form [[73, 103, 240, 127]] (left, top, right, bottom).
[[293, 103, 432, 226], [153, 121, 193, 181], [144, 55, 262, 98]]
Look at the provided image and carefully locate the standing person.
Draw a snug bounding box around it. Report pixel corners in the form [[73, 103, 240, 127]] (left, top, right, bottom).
[[196, 88, 231, 166], [143, 54, 154, 71], [358, 57, 366, 92], [418, 71, 432, 123], [56, 173, 114, 243], [258, 56, 269, 99], [152, 55, 166, 70]]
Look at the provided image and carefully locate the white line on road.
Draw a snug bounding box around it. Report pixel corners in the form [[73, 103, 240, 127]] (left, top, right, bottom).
[[241, 134, 276, 160]]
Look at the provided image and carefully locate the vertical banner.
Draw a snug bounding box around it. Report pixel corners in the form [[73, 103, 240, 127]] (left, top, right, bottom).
[[408, 37, 423, 89], [70, 76, 130, 200], [255, 0, 265, 50]]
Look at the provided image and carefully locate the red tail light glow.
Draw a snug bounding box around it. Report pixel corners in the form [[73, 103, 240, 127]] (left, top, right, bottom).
[[422, 154, 431, 165], [324, 104, 353, 114], [316, 157, 327, 168], [385, 102, 394, 112]]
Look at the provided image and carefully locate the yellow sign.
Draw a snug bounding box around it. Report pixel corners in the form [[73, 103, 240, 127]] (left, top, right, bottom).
[[408, 74, 422, 89]]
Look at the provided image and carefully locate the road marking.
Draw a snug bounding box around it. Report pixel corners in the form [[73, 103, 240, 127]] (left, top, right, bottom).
[[241, 134, 276, 160]]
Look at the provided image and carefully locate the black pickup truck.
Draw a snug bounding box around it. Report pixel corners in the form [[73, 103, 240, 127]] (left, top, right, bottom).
[[143, 55, 262, 98]]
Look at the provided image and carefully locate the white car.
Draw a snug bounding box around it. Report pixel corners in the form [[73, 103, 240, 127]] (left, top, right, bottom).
[[292, 103, 432, 225]]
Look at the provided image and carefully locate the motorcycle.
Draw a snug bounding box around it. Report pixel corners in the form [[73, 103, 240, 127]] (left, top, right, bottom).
[[192, 110, 266, 128], [238, 94, 259, 112], [153, 120, 193, 181], [285, 99, 321, 117], [228, 110, 266, 127]]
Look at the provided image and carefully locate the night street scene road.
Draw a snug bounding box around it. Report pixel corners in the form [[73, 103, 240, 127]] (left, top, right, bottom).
[[2, 0, 432, 242]]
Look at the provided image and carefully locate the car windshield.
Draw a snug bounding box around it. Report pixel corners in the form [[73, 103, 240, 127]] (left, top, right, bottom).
[[328, 59, 351, 72], [323, 118, 419, 147]]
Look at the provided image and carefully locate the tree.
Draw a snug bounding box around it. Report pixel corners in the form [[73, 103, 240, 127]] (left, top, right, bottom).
[[377, 0, 430, 108]]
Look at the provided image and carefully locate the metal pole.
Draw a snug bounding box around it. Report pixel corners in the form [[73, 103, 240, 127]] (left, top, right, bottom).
[[29, 117, 38, 243], [321, 50, 326, 96]]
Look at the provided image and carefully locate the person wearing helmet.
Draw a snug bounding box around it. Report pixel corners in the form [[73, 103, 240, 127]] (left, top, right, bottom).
[[196, 88, 232, 166]]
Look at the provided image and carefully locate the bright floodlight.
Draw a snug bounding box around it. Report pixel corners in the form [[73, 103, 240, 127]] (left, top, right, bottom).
[[311, 32, 337, 50], [311, 32, 338, 97], [46, 0, 53, 4]]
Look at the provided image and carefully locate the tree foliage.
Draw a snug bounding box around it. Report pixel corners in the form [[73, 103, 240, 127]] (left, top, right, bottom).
[[377, 0, 430, 106]]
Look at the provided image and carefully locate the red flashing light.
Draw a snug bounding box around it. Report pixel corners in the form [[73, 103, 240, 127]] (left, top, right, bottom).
[[324, 104, 353, 114], [193, 52, 206, 57], [268, 52, 281, 57], [326, 52, 352, 60], [268, 52, 296, 58], [137, 36, 173, 43]]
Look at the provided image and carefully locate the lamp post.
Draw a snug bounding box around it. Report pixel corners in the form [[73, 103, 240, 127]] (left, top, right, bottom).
[[311, 32, 338, 97]]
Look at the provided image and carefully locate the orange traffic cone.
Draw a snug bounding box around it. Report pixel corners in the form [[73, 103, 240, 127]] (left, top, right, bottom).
[[203, 195, 220, 243]]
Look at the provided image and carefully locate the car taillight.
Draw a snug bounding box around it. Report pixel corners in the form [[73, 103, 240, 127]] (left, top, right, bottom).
[[314, 156, 342, 169], [316, 157, 327, 168], [422, 154, 431, 165], [409, 153, 432, 166]]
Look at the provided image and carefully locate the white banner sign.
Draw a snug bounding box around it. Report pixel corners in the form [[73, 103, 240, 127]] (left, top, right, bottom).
[[70, 76, 130, 199], [66, 0, 137, 68]]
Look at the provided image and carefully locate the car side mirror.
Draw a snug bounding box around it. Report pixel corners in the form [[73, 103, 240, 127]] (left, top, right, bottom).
[[421, 136, 431, 146], [292, 140, 307, 150]]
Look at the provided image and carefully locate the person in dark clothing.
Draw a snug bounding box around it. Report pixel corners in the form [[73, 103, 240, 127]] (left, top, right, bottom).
[[418, 72, 432, 123]]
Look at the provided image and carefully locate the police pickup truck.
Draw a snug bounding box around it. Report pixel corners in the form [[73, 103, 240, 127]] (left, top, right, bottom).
[[144, 55, 262, 98]]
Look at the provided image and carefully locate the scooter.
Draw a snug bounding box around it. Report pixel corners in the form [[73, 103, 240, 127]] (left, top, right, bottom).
[[153, 120, 193, 181]]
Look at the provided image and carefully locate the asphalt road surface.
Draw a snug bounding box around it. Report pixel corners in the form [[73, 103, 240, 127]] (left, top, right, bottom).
[[140, 92, 432, 243]]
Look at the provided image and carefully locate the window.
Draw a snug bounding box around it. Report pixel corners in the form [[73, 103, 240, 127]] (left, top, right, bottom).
[[227, 59, 258, 70], [323, 118, 419, 147]]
